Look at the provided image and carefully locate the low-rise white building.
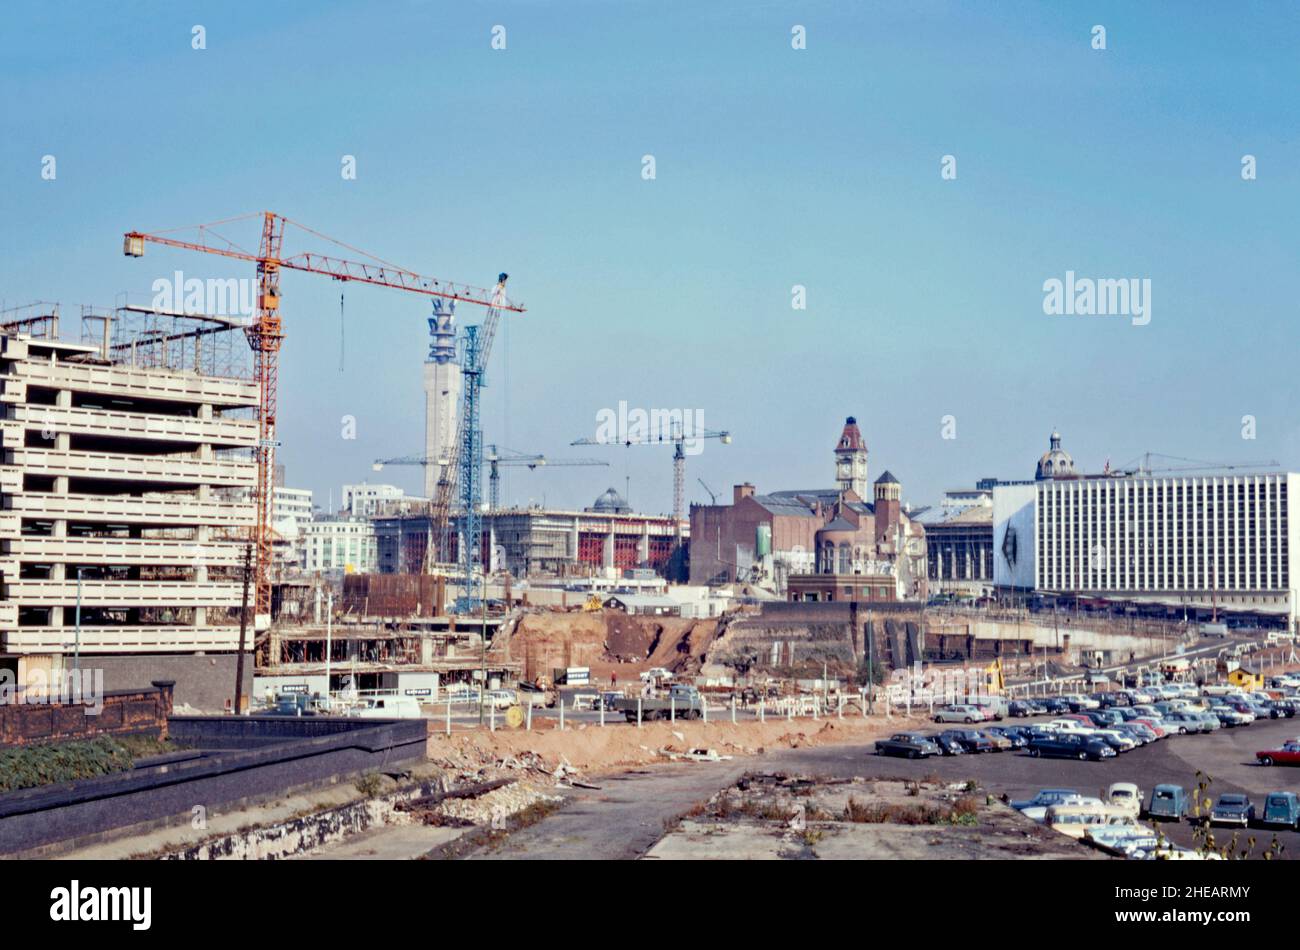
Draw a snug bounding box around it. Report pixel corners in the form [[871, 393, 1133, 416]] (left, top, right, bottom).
[[342, 483, 406, 518], [302, 518, 377, 574]]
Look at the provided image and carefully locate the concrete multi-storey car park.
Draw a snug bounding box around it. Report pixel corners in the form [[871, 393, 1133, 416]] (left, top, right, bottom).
[[0, 322, 259, 708]]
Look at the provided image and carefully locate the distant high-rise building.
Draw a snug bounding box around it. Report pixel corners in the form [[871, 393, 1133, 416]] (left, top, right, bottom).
[[423, 299, 461, 499]]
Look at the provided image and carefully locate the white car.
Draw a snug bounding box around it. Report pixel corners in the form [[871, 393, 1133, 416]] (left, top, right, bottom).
[[1063, 694, 1100, 710], [1104, 782, 1143, 819], [1046, 718, 1097, 736], [933, 704, 988, 724], [1021, 795, 1103, 823], [484, 689, 518, 710]]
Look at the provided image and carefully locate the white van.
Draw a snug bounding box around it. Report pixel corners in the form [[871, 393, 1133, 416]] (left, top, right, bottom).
[[352, 696, 423, 719]]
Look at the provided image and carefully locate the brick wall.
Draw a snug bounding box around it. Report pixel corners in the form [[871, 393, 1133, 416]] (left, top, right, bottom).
[[0, 681, 172, 747]]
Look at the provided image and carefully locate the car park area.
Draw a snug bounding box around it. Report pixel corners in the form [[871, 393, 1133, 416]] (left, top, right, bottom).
[[851, 703, 1300, 858]]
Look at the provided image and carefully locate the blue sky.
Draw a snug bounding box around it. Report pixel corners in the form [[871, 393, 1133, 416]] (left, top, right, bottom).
[[2, 1, 1298, 514]]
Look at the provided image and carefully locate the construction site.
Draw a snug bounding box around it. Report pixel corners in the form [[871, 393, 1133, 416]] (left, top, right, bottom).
[[4, 207, 1300, 874]]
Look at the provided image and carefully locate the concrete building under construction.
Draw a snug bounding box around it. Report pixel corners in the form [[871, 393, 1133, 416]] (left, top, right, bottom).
[[375, 487, 687, 579], [0, 305, 258, 708]]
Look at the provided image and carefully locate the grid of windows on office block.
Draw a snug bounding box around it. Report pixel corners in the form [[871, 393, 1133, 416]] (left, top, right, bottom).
[[1036, 475, 1290, 594]]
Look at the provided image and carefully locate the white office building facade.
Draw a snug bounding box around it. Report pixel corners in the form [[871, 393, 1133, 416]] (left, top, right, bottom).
[[997, 473, 1298, 623]]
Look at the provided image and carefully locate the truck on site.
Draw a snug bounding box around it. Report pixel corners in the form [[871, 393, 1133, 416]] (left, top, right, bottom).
[[613, 683, 705, 722]]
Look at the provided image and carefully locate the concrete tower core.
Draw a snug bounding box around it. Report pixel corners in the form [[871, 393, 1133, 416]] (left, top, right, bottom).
[[424, 300, 462, 499]]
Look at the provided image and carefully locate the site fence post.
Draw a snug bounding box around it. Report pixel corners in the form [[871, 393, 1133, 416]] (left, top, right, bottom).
[[446, 699, 452, 737], [490, 702, 496, 733], [600, 698, 605, 727], [559, 698, 565, 732], [838, 696, 843, 720], [731, 696, 736, 724], [860, 689, 866, 719], [671, 695, 676, 723], [702, 696, 708, 724], [906, 693, 911, 717], [637, 696, 643, 728], [526, 700, 533, 731], [787, 702, 792, 722], [759, 699, 765, 723], [813, 698, 819, 721]]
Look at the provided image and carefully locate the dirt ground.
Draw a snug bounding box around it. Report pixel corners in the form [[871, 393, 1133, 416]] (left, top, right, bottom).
[[489, 608, 721, 684], [425, 712, 933, 776]]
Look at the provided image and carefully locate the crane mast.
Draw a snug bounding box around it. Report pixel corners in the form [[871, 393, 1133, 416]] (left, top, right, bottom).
[[124, 212, 523, 624]]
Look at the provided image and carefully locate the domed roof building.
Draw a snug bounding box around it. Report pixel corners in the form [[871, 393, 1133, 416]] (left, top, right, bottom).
[[587, 487, 631, 514], [1035, 430, 1075, 480]]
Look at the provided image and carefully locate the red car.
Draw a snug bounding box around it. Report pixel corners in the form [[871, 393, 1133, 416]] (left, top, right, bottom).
[[1132, 718, 1167, 738], [1257, 741, 1300, 767]]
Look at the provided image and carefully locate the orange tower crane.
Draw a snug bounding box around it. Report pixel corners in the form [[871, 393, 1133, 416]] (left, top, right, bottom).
[[123, 211, 525, 621]]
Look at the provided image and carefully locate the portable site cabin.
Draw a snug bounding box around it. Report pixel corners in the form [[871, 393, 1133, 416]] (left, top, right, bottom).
[[1228, 666, 1264, 691]]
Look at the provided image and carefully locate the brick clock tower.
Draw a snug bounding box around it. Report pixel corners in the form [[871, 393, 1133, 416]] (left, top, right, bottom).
[[834, 416, 868, 498]]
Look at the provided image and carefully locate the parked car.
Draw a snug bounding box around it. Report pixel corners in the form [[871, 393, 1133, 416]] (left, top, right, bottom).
[[1063, 694, 1101, 711], [1261, 791, 1300, 829], [1045, 801, 1112, 839], [925, 732, 966, 756], [1105, 782, 1143, 820], [1084, 709, 1124, 728], [973, 697, 1008, 720], [933, 704, 987, 724], [1190, 711, 1221, 732], [1211, 705, 1252, 727], [1209, 793, 1255, 828], [1161, 712, 1207, 735], [1114, 723, 1151, 746], [1011, 788, 1088, 822], [1041, 697, 1072, 714], [875, 732, 941, 759], [516, 682, 557, 708], [977, 730, 1013, 752], [1046, 718, 1097, 737], [1008, 700, 1036, 718], [1026, 732, 1116, 761], [483, 689, 519, 710], [1256, 740, 1300, 767], [1091, 729, 1137, 752], [1131, 718, 1167, 738], [1267, 698, 1299, 718], [986, 726, 1028, 748], [941, 729, 996, 753], [1147, 784, 1188, 820]]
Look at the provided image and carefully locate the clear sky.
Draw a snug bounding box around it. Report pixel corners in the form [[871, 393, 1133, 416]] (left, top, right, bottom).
[[3, 2, 1298, 515]]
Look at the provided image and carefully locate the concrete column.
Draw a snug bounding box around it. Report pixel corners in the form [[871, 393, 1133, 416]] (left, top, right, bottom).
[[603, 523, 614, 569], [638, 524, 649, 565]]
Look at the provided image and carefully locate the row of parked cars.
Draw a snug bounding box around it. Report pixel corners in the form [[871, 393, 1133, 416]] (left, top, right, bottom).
[[920, 679, 1300, 763], [1009, 783, 1300, 862]]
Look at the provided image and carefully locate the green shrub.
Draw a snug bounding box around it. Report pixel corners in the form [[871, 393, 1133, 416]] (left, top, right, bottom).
[[0, 736, 135, 793]]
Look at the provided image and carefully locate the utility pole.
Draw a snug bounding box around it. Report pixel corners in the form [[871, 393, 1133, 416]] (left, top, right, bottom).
[[234, 543, 252, 715], [479, 570, 487, 726]]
